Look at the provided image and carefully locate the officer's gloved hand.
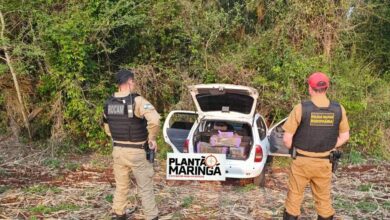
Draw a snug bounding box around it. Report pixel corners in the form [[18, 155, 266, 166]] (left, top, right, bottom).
[[148, 140, 157, 152]]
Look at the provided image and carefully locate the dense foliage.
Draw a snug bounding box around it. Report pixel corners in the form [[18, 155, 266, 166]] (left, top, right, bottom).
[[0, 0, 389, 158]]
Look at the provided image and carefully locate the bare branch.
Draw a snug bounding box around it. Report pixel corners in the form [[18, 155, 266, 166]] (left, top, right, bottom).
[[0, 10, 32, 139], [0, 10, 5, 40]]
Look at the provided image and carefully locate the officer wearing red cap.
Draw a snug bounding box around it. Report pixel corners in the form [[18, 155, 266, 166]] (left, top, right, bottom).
[[282, 72, 350, 220]]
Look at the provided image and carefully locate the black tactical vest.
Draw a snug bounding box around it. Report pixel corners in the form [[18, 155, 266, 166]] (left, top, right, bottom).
[[292, 100, 342, 152], [104, 93, 148, 142]]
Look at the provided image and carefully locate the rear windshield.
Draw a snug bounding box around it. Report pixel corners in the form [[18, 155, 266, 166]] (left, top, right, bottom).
[[196, 93, 254, 114]]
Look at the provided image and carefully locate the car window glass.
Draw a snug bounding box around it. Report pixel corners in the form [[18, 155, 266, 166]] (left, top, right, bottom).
[[256, 117, 267, 140], [170, 113, 197, 130]]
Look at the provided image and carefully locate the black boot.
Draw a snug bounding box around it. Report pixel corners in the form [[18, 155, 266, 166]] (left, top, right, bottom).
[[111, 213, 126, 220], [283, 210, 298, 220], [318, 215, 334, 220]]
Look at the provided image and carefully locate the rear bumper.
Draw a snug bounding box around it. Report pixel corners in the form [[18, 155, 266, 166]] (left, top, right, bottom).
[[225, 162, 265, 179]]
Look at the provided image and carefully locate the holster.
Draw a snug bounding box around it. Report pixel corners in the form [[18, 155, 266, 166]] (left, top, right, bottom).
[[143, 141, 155, 163], [329, 150, 342, 173]]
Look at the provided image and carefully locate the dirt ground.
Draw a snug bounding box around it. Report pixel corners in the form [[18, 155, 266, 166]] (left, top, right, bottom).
[[0, 138, 389, 220]]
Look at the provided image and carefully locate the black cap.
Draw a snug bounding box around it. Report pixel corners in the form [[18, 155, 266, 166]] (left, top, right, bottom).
[[116, 69, 134, 85]]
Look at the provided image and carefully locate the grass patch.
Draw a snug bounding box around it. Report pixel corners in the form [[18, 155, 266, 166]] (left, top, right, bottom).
[[105, 194, 113, 203], [91, 158, 105, 169], [334, 197, 355, 211], [171, 211, 184, 219], [0, 185, 10, 194], [383, 201, 390, 210], [271, 157, 291, 168], [182, 196, 194, 208], [357, 183, 372, 192], [236, 183, 257, 193], [347, 150, 365, 165], [220, 198, 233, 206], [29, 203, 79, 214], [356, 201, 378, 213], [23, 184, 62, 195], [0, 168, 9, 177], [65, 162, 80, 171], [43, 158, 61, 169]]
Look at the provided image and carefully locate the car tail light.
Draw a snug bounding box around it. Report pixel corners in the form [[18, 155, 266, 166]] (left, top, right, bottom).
[[183, 139, 189, 153], [254, 145, 263, 162]]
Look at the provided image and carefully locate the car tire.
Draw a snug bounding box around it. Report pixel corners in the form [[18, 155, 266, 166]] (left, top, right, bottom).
[[253, 165, 267, 187]]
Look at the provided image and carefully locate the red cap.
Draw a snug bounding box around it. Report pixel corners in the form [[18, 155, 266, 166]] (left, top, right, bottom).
[[308, 72, 329, 89]]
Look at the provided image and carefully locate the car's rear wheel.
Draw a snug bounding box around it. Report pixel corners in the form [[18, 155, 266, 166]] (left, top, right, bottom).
[[253, 165, 267, 187]]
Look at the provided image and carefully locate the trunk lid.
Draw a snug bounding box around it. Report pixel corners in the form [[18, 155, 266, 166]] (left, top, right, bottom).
[[188, 84, 258, 119]]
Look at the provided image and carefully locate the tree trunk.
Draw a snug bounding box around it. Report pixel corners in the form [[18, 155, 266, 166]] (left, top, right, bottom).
[[0, 11, 31, 139]]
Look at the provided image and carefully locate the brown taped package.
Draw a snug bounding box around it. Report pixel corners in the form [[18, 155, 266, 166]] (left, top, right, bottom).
[[229, 146, 248, 160], [197, 142, 228, 154], [210, 134, 242, 147]]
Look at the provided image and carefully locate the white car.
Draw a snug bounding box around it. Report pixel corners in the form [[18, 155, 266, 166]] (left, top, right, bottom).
[[163, 84, 289, 186]]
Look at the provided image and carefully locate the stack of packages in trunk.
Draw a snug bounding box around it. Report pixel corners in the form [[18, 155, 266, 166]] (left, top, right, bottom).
[[197, 130, 250, 159]]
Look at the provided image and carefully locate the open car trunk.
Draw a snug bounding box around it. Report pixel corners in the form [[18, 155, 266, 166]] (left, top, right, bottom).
[[193, 119, 253, 160]]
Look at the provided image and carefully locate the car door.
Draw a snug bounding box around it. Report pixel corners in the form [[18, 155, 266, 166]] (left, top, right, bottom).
[[163, 110, 198, 153], [255, 115, 268, 141], [267, 118, 291, 156]]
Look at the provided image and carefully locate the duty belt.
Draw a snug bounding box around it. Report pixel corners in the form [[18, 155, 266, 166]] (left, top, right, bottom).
[[113, 142, 144, 149], [296, 152, 329, 159]]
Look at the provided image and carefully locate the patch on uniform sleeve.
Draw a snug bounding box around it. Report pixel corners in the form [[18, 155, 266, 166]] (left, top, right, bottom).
[[310, 112, 335, 126], [144, 103, 155, 110]]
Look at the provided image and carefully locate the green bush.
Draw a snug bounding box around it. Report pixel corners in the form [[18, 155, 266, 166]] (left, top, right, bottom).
[[0, 0, 389, 159]]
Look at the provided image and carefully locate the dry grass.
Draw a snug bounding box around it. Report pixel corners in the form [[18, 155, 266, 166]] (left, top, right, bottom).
[[0, 137, 389, 219]]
